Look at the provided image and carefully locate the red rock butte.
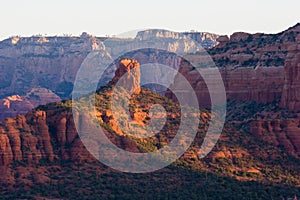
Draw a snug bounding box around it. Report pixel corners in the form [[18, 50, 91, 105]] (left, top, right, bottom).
[[112, 58, 141, 95]]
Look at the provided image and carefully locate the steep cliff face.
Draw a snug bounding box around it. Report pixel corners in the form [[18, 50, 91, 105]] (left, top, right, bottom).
[[111, 58, 141, 94], [166, 58, 284, 108], [247, 26, 300, 157], [0, 111, 54, 165], [280, 24, 300, 110], [166, 24, 300, 107]]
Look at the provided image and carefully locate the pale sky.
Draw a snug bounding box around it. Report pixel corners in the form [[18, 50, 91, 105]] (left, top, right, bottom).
[[0, 0, 299, 40]]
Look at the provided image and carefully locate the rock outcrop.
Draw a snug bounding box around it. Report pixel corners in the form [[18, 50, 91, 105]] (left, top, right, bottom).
[[111, 58, 141, 95], [0, 24, 299, 167], [0, 111, 54, 165], [216, 35, 229, 47], [0, 88, 61, 121], [250, 119, 300, 157], [230, 32, 251, 42]]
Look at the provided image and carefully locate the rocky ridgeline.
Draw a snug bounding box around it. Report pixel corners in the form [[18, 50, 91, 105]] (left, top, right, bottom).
[[0, 30, 218, 121], [135, 29, 219, 48]]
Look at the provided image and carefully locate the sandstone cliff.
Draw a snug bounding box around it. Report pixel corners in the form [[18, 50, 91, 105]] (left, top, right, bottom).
[[166, 23, 300, 108], [111, 58, 141, 95], [166, 57, 284, 108], [280, 24, 300, 110]]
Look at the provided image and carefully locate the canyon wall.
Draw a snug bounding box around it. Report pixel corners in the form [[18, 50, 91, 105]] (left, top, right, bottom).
[[280, 31, 300, 110], [167, 23, 300, 108], [167, 58, 284, 108]]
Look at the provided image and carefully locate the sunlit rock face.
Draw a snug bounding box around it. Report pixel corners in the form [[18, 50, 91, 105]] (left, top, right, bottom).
[[111, 58, 141, 95]]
